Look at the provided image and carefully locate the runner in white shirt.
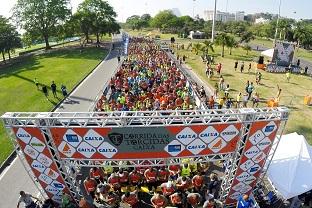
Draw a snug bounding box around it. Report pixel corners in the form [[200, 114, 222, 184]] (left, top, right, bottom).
[[17, 191, 39, 208]]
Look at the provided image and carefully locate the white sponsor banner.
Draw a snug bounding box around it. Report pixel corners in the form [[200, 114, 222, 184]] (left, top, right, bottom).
[[77, 142, 96, 158], [199, 126, 219, 144], [63, 129, 82, 147], [244, 146, 261, 159], [220, 125, 239, 142], [16, 128, 31, 144], [208, 137, 227, 153], [164, 140, 185, 156], [24, 145, 39, 159], [97, 142, 118, 158], [240, 160, 255, 172], [44, 168, 59, 180], [37, 153, 53, 167], [39, 173, 53, 185], [249, 130, 265, 145], [58, 141, 76, 157], [83, 129, 105, 148], [176, 127, 197, 145], [31, 160, 46, 173], [186, 139, 207, 155], [29, 137, 46, 152]]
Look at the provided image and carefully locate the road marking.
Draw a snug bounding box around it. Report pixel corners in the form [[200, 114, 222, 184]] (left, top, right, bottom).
[[0, 157, 18, 181]]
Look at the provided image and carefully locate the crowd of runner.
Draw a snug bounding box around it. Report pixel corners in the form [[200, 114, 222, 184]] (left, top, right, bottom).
[[83, 161, 222, 208], [96, 38, 196, 112]]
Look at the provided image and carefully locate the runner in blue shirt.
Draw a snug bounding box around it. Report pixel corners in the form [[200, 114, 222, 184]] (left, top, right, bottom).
[[237, 194, 254, 208]]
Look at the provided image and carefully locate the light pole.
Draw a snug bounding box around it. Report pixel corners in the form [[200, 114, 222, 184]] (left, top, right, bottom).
[[274, 0, 282, 45], [193, 0, 196, 19], [211, 0, 217, 42]]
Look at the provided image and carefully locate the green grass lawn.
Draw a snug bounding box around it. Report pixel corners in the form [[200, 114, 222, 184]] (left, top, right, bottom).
[[0, 46, 108, 164], [173, 40, 312, 144]]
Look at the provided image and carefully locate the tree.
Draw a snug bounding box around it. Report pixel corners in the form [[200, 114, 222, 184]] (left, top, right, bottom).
[[126, 15, 143, 30], [201, 40, 214, 56], [243, 45, 252, 55], [192, 43, 202, 55], [13, 0, 71, 49], [215, 33, 231, 57], [151, 10, 176, 31], [240, 31, 254, 43], [226, 35, 237, 55], [0, 15, 22, 62], [294, 22, 312, 49], [140, 14, 151, 28], [77, 0, 117, 44]]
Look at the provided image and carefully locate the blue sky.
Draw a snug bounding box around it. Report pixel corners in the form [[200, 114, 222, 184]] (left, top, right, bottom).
[[0, 0, 311, 22]]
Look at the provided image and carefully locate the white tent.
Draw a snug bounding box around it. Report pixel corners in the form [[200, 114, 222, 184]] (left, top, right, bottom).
[[267, 132, 312, 199], [261, 48, 274, 58]]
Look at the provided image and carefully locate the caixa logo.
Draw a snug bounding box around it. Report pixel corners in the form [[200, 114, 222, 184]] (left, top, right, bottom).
[[247, 164, 261, 174]]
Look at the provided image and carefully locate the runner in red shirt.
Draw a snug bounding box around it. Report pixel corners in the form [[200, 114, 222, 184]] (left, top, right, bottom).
[[83, 176, 97, 199], [107, 172, 120, 192], [187, 192, 202, 208], [89, 167, 104, 184], [169, 165, 180, 180], [158, 167, 170, 184], [151, 193, 168, 208], [160, 181, 175, 197], [129, 168, 142, 186], [106, 191, 119, 208], [121, 190, 139, 208], [118, 169, 129, 186], [192, 172, 204, 192], [170, 192, 184, 208], [144, 167, 158, 192], [176, 176, 191, 192]]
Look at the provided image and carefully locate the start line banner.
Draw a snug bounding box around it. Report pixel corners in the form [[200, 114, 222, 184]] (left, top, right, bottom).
[[49, 123, 242, 160]]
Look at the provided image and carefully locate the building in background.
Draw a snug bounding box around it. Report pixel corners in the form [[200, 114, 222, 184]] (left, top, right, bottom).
[[171, 8, 182, 17], [204, 10, 245, 22], [255, 17, 270, 24]]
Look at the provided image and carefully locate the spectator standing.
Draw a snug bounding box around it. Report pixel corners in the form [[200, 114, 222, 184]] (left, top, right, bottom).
[[297, 59, 300, 67], [240, 62, 245, 73], [252, 92, 260, 107], [208, 96, 215, 109], [51, 81, 57, 98], [117, 56, 121, 63], [219, 75, 225, 91], [234, 60, 238, 71], [17, 191, 39, 208], [170, 192, 184, 208], [214, 83, 219, 97], [34, 78, 39, 90], [236, 194, 254, 208], [61, 84, 68, 98], [243, 93, 249, 107], [286, 71, 291, 82], [236, 92, 242, 108], [304, 66, 308, 74], [247, 82, 254, 100], [42, 85, 48, 99], [224, 84, 230, 98], [248, 63, 252, 73]]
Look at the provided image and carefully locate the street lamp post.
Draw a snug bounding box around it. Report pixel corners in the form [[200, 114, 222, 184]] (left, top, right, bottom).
[[193, 0, 196, 19], [274, 0, 282, 45], [212, 0, 217, 42]]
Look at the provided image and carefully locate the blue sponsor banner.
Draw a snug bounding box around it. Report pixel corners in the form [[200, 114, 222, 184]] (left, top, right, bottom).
[[66, 134, 79, 143], [168, 144, 181, 152]]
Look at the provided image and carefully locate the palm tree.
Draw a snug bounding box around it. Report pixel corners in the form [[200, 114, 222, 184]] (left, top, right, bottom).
[[192, 43, 202, 55], [226, 35, 237, 55], [201, 40, 214, 56], [215, 33, 230, 57], [243, 45, 252, 55]]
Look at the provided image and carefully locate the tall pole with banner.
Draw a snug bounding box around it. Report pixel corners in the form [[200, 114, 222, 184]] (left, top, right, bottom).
[[274, 0, 282, 45], [212, 0, 217, 42]]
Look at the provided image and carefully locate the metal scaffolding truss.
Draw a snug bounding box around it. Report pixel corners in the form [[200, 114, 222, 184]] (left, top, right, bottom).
[[2, 107, 288, 128], [64, 153, 233, 168], [1, 107, 289, 206]]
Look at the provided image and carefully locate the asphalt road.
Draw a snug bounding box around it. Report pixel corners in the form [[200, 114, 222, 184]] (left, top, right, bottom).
[[0, 35, 123, 208]]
